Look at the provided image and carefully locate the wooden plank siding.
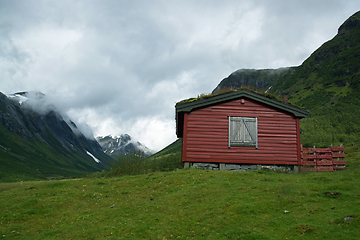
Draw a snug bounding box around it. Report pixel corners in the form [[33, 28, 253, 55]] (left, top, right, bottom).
[[183, 98, 300, 165], [181, 113, 189, 165]]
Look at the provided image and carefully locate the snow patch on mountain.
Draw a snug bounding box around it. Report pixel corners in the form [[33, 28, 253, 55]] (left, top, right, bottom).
[[7, 93, 29, 105], [96, 134, 154, 157], [86, 151, 101, 163]]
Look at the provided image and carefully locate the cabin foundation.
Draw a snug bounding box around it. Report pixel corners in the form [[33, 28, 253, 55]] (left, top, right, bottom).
[[185, 162, 298, 173]]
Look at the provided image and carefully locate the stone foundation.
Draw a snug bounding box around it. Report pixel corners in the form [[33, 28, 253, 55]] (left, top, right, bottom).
[[186, 162, 298, 173]]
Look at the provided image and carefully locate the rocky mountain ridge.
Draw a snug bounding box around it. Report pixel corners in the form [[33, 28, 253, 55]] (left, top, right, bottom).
[[96, 134, 153, 157], [212, 67, 291, 94]]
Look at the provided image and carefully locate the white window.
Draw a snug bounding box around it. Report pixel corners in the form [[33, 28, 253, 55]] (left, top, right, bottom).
[[228, 117, 258, 148]]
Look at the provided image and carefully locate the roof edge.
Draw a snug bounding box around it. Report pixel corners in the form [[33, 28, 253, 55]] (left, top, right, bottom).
[[175, 89, 309, 118]]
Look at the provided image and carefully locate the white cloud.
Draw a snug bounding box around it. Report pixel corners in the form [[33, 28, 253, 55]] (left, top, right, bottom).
[[127, 117, 176, 152]]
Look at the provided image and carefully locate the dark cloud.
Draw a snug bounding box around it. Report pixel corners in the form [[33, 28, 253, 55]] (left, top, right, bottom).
[[1, 0, 360, 150]]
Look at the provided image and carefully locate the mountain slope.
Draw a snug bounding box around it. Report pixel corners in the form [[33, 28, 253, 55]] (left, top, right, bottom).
[[270, 11, 360, 98], [150, 138, 182, 159], [213, 11, 360, 96], [210, 11, 360, 147], [0, 92, 111, 182], [212, 68, 292, 93], [96, 134, 153, 157]]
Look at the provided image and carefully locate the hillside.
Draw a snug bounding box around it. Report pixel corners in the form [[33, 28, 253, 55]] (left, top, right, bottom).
[[211, 11, 360, 148], [0, 92, 111, 182], [150, 138, 182, 158], [1, 145, 359, 239]]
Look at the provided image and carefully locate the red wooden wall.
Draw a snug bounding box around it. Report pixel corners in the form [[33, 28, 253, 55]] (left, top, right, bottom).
[[182, 97, 301, 165]]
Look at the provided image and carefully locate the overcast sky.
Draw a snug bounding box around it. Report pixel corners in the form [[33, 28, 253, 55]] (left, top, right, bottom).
[[1, 0, 359, 151]]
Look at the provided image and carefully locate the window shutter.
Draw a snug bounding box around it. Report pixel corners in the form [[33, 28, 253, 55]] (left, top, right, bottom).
[[229, 117, 258, 148]]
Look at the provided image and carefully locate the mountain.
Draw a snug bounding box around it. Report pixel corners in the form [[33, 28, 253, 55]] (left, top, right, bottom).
[[96, 134, 153, 157], [212, 68, 291, 94], [0, 91, 111, 182], [213, 11, 360, 95], [210, 11, 360, 148]]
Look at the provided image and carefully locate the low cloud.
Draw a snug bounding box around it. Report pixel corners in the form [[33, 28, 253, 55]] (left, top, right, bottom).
[[8, 91, 95, 140]]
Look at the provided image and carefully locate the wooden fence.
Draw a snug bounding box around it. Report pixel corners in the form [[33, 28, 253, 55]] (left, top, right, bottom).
[[301, 144, 345, 172]]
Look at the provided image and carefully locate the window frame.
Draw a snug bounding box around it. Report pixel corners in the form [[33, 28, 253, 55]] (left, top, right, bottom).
[[228, 116, 258, 148]]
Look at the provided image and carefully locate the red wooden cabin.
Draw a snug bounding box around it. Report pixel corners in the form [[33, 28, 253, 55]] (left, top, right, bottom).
[[175, 89, 309, 170]]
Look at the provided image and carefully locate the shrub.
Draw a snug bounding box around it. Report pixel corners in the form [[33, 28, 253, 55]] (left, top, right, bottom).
[[93, 151, 182, 178]]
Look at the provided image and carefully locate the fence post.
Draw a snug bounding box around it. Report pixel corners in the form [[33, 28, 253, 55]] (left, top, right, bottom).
[[300, 144, 317, 172], [316, 146, 333, 171], [332, 144, 346, 170]]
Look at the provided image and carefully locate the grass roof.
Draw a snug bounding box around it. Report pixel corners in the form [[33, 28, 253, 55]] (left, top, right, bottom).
[[176, 87, 303, 108]]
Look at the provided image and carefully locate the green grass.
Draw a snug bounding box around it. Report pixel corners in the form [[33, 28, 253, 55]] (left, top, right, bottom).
[[93, 150, 182, 178], [1, 145, 359, 239]]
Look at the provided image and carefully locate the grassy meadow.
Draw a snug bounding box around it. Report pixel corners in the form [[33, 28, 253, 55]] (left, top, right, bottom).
[[1, 145, 360, 239]]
